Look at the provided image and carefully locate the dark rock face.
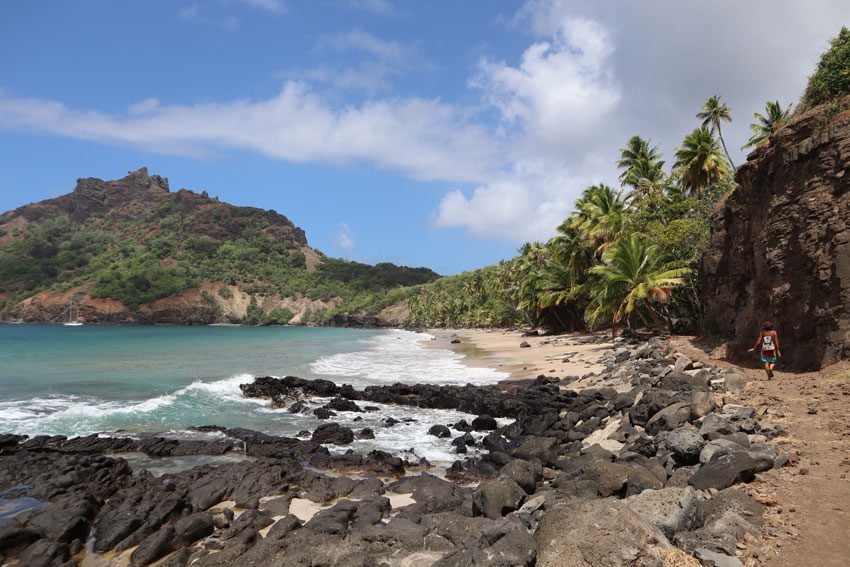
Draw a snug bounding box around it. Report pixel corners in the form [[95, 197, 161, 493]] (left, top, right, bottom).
[[701, 102, 850, 370]]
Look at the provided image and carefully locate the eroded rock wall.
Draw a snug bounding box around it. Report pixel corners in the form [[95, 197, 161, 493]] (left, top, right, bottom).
[[701, 103, 850, 370]]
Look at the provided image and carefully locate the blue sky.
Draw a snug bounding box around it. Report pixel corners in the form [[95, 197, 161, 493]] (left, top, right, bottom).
[[1, 1, 848, 274]]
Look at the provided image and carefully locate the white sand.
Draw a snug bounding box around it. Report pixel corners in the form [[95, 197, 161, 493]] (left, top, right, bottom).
[[428, 328, 612, 380]]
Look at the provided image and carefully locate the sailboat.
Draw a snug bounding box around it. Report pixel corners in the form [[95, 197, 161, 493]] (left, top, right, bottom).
[[63, 302, 84, 326]]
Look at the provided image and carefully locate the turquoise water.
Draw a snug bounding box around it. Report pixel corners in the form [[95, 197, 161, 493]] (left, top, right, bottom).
[[0, 324, 375, 400], [0, 325, 508, 463]]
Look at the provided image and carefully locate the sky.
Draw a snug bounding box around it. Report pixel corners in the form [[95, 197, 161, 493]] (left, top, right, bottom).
[[1, 1, 848, 275]]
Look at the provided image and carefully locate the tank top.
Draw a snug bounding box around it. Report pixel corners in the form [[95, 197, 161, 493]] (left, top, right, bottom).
[[761, 334, 775, 351]]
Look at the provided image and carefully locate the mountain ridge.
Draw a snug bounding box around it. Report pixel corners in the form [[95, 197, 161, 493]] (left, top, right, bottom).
[[0, 168, 438, 325]]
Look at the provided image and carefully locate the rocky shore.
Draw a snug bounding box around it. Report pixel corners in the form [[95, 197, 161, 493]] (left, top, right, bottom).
[[0, 337, 786, 566]]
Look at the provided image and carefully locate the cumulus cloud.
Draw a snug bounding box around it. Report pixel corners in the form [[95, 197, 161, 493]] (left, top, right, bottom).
[[435, 158, 604, 242], [436, 15, 621, 242], [333, 223, 356, 251], [472, 17, 620, 153], [0, 83, 498, 183]]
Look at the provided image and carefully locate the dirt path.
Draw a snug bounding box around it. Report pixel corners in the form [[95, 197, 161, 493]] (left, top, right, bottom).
[[670, 337, 850, 567]]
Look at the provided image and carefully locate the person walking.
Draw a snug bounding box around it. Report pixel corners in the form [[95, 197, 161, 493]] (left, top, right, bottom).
[[748, 320, 781, 379]]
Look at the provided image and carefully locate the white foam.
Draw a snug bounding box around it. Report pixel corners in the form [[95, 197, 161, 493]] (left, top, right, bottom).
[[0, 373, 265, 437], [310, 329, 507, 386]]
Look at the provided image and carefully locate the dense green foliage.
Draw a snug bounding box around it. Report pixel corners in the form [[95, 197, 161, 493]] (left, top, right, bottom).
[[802, 26, 850, 108], [408, 107, 743, 333], [0, 190, 438, 322]]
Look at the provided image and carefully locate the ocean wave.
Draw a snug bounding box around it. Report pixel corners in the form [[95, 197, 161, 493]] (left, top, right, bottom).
[[0, 373, 264, 437], [309, 329, 508, 386]]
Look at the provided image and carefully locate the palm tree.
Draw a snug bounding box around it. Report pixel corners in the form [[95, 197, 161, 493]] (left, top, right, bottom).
[[674, 126, 730, 196], [697, 95, 735, 169], [569, 184, 628, 254], [587, 234, 690, 333], [617, 136, 665, 195], [742, 100, 792, 149]]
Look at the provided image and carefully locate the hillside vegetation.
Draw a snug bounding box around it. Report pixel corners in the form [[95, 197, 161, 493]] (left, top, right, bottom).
[[0, 168, 437, 323], [409, 27, 850, 335]]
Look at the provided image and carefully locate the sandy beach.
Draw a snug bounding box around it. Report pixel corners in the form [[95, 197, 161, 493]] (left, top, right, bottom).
[[426, 328, 613, 381]]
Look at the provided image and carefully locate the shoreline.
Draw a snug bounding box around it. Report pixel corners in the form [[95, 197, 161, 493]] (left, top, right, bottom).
[[425, 327, 613, 381], [0, 329, 796, 566]]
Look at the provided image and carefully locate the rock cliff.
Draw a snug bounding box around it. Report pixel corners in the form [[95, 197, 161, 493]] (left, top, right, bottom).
[[701, 100, 850, 370]]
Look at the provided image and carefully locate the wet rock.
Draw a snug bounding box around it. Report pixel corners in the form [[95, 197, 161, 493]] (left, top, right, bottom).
[[312, 408, 336, 420], [324, 397, 363, 413], [17, 539, 69, 567], [452, 435, 478, 452], [428, 424, 451, 438], [356, 428, 375, 440], [471, 415, 498, 431], [172, 512, 214, 547], [131, 526, 175, 566], [311, 423, 354, 445]]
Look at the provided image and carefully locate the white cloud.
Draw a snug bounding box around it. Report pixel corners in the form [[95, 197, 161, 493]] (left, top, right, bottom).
[[333, 223, 356, 251], [436, 15, 621, 242], [472, 18, 620, 155], [322, 28, 411, 63], [127, 98, 161, 116], [0, 83, 498, 183], [279, 28, 424, 93], [435, 159, 591, 242]]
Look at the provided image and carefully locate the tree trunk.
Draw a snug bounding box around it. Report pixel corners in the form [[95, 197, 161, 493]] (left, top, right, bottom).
[[716, 122, 736, 169]]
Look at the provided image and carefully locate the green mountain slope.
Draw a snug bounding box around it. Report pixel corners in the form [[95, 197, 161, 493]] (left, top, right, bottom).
[[0, 168, 438, 324]]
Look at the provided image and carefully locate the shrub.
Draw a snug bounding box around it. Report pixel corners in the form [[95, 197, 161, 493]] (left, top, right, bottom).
[[217, 286, 232, 299], [262, 307, 294, 325], [802, 27, 850, 108]]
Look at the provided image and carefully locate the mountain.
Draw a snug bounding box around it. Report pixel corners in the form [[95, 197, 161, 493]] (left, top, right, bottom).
[[0, 168, 438, 324]]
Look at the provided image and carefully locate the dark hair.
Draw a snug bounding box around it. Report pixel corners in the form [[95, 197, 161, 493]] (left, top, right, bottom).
[[763, 320, 773, 330]]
